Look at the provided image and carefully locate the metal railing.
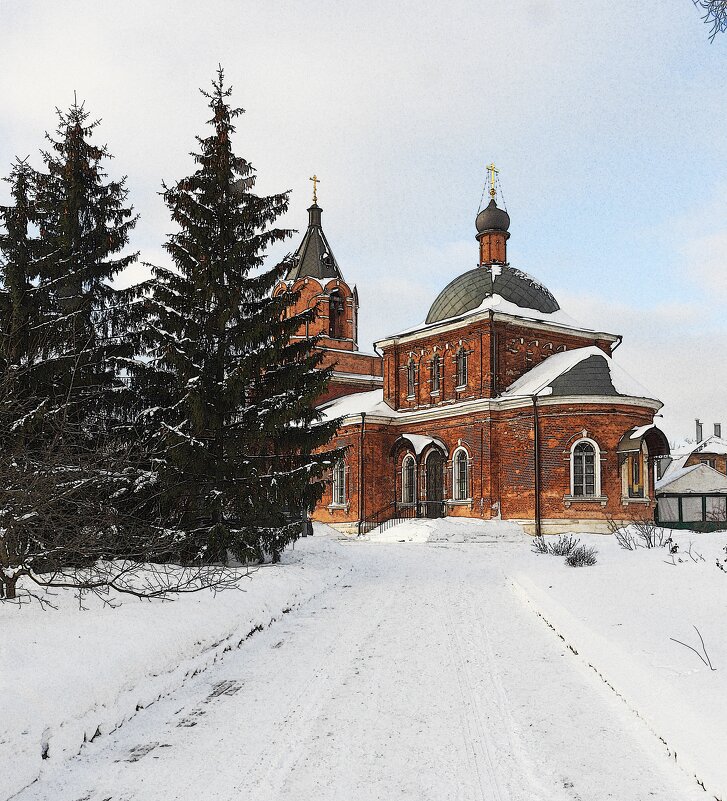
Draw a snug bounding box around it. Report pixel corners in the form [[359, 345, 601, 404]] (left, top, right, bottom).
[[359, 500, 447, 535]]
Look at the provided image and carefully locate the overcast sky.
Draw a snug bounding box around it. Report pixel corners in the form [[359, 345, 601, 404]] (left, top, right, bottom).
[[1, 0, 725, 441]]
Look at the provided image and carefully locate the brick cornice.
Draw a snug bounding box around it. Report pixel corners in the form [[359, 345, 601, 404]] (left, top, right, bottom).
[[375, 311, 619, 349]]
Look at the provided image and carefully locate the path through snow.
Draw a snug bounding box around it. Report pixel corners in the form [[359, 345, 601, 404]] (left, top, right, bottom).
[[12, 537, 704, 801]]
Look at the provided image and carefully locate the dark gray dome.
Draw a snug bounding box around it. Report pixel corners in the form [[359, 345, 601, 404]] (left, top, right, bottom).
[[476, 199, 510, 234], [425, 265, 560, 324]]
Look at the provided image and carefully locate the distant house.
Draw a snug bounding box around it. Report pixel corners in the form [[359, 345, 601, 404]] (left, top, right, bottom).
[[657, 431, 727, 481], [655, 428, 727, 528], [682, 434, 727, 474]]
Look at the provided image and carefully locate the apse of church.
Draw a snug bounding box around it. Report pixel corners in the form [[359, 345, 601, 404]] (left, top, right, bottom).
[[295, 168, 669, 536]]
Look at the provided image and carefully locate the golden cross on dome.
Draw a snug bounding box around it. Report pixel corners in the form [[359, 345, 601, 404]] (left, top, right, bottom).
[[486, 162, 499, 200], [309, 174, 320, 204]]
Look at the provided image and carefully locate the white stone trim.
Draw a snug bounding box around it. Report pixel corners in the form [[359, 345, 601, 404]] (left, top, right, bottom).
[[331, 394, 662, 428]]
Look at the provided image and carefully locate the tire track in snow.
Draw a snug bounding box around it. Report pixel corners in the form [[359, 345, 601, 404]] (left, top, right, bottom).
[[441, 598, 506, 801], [236, 567, 409, 798]]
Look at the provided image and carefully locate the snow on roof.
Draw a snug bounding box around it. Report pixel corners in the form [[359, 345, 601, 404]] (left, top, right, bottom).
[[628, 424, 656, 440], [668, 438, 696, 457], [502, 346, 656, 400], [330, 371, 384, 382], [658, 453, 689, 483], [385, 294, 591, 340], [693, 435, 727, 456], [317, 389, 395, 421], [398, 433, 448, 456], [656, 462, 727, 493]]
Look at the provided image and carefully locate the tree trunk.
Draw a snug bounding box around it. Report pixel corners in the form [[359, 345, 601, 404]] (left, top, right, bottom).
[[3, 575, 18, 599]]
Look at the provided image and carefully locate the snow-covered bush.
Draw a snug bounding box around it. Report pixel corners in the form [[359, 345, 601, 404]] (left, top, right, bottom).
[[565, 545, 598, 567]]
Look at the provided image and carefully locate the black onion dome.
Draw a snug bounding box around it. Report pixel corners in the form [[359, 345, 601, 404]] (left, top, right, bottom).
[[425, 265, 560, 324], [475, 198, 510, 234]]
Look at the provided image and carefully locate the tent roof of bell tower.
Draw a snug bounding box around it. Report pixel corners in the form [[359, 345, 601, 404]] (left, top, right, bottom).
[[285, 203, 344, 282]]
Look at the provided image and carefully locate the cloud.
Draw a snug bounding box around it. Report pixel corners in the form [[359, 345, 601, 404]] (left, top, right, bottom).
[[558, 290, 725, 441], [2, 0, 725, 445]]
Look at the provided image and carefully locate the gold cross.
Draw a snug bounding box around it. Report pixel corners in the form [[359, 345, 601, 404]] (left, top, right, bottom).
[[486, 162, 498, 200], [309, 174, 320, 204]]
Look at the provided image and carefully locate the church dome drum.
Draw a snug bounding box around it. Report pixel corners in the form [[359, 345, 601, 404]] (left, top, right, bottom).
[[425, 265, 560, 324]]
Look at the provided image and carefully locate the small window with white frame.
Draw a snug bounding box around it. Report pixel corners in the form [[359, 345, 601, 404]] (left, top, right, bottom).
[[571, 439, 600, 497], [452, 447, 470, 501]]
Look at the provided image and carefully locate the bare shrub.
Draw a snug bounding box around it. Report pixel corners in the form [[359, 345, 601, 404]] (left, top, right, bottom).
[[549, 534, 580, 556], [565, 545, 598, 567], [607, 513, 669, 550], [670, 625, 716, 671], [532, 534, 580, 556]]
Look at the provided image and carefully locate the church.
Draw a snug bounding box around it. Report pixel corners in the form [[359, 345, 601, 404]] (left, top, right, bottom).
[[275, 171, 670, 535]]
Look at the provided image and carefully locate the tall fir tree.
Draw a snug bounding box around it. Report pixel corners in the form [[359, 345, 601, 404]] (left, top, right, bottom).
[[0, 159, 45, 373], [133, 69, 339, 563], [0, 105, 148, 592], [30, 99, 138, 430]]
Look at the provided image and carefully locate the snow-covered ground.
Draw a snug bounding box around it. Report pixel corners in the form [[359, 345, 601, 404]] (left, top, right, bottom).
[[511, 529, 727, 800], [4, 521, 719, 801], [1, 535, 355, 799]]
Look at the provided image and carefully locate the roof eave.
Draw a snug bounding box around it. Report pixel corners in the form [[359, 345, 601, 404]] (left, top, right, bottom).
[[375, 309, 620, 349]]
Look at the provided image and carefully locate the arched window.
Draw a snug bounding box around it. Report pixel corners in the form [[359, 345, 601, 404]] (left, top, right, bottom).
[[329, 291, 345, 339], [456, 347, 468, 388], [407, 358, 416, 398], [571, 439, 600, 497], [431, 355, 441, 393], [453, 447, 470, 501], [332, 458, 346, 505], [402, 455, 416, 504]]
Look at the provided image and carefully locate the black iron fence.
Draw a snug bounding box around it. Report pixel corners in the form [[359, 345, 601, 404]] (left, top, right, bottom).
[[359, 500, 447, 535]]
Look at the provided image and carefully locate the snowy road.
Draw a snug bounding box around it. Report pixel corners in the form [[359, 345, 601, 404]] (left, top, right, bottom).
[[14, 539, 703, 801]]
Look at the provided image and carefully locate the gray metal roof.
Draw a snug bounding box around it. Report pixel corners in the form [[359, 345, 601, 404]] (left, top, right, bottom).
[[549, 355, 617, 397], [425, 265, 560, 325], [285, 204, 343, 282]]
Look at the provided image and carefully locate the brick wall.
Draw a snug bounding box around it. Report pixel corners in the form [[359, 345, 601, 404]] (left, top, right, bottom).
[[685, 453, 727, 475], [275, 277, 358, 352], [380, 317, 614, 409], [311, 401, 659, 529]]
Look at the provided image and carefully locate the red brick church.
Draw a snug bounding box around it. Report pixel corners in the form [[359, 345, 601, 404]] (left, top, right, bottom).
[[275, 172, 669, 535]]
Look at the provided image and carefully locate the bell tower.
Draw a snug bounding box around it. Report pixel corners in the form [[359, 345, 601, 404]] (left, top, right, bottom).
[[276, 176, 358, 351], [273, 177, 382, 403]]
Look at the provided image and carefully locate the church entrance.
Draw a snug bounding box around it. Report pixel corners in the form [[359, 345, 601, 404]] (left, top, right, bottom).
[[424, 451, 445, 518]]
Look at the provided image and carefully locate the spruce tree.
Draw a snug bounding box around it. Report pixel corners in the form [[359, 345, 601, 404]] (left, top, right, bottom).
[[133, 69, 338, 563], [0, 157, 52, 454], [0, 103, 142, 584], [31, 98, 138, 430], [0, 158, 44, 373]]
